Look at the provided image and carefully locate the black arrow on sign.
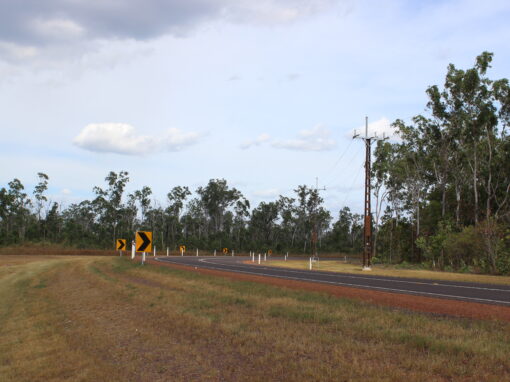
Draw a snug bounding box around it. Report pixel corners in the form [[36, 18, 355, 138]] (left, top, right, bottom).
[[117, 240, 125, 250], [137, 232, 151, 252]]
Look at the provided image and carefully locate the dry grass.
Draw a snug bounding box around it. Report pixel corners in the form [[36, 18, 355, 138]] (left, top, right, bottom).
[[1, 255, 509, 381], [267, 259, 510, 285]]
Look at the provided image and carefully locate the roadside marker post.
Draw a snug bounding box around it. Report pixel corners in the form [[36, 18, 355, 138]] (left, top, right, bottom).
[[232, 250, 235, 257], [309, 257, 312, 270], [153, 246, 156, 257], [131, 241, 135, 259], [166, 247, 169, 256], [196, 248, 198, 257], [258, 254, 261, 264], [264, 253, 266, 262], [214, 249, 216, 256], [142, 252, 146, 265]]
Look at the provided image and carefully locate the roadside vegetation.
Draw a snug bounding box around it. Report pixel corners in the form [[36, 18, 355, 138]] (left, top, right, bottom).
[[1, 255, 509, 381]]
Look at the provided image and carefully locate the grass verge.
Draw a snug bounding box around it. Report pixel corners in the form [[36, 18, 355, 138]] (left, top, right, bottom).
[[0, 255, 509, 381]]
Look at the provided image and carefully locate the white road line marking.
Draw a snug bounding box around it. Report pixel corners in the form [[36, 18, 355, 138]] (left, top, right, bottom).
[[197, 258, 510, 293], [154, 258, 510, 306]]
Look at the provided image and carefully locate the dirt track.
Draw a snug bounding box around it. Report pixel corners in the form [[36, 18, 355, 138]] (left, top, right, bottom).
[[147, 258, 510, 322]]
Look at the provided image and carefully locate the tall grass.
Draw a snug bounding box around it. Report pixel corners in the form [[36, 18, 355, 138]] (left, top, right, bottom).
[[0, 255, 509, 381]]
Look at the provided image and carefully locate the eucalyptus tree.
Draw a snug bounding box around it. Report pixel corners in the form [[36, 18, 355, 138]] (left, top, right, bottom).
[[197, 179, 244, 236], [165, 186, 191, 248], [132, 186, 152, 228], [92, 171, 130, 246], [276, 196, 297, 249], [232, 197, 250, 249], [32, 172, 50, 239], [249, 201, 280, 248], [426, 52, 501, 225]]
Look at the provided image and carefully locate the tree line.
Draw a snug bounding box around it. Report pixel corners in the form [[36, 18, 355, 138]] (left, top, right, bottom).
[[1, 52, 509, 274], [372, 52, 510, 274], [0, 172, 364, 256]]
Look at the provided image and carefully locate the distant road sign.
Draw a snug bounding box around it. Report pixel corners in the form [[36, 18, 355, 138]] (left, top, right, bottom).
[[136, 231, 152, 252], [223, 248, 228, 254], [116, 239, 126, 250], [179, 245, 186, 252], [268, 249, 273, 255]]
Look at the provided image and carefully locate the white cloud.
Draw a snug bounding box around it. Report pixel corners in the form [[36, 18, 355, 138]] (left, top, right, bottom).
[[347, 117, 398, 140], [272, 124, 336, 151], [240, 133, 271, 149], [32, 18, 85, 40], [61, 188, 72, 195], [73, 123, 200, 155]]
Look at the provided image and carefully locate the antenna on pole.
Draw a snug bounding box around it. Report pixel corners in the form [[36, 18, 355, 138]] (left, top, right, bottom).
[[353, 116, 388, 270]]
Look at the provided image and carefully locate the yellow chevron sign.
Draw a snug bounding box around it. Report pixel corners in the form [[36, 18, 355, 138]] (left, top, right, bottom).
[[116, 239, 126, 250], [136, 231, 152, 252]]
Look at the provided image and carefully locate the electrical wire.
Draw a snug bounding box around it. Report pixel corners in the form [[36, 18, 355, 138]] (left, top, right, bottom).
[[338, 162, 365, 209], [321, 139, 354, 185], [324, 143, 363, 189]]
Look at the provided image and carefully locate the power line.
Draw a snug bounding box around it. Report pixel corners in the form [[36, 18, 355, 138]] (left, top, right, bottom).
[[324, 143, 363, 189], [321, 139, 354, 185], [339, 161, 364, 209]]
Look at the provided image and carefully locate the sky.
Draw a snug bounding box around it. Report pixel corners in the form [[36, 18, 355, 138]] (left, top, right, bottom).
[[1, 0, 510, 215]]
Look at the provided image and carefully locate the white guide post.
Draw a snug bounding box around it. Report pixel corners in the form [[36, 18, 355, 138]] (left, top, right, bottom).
[[196, 248, 198, 257], [232, 250, 235, 257], [153, 246, 156, 257], [264, 253, 266, 261], [142, 252, 146, 265], [214, 249, 216, 256], [167, 247, 169, 256], [131, 242, 135, 259], [309, 257, 312, 270], [258, 254, 261, 264], [181, 248, 183, 256]]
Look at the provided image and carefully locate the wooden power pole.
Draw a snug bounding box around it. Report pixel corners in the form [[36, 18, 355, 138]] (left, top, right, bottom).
[[311, 177, 326, 258], [353, 117, 387, 270]]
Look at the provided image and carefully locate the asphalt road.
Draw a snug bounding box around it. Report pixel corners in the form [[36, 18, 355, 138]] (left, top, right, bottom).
[[154, 256, 510, 307]]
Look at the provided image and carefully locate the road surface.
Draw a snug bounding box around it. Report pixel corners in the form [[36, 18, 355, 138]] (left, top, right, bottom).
[[155, 256, 510, 307]]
